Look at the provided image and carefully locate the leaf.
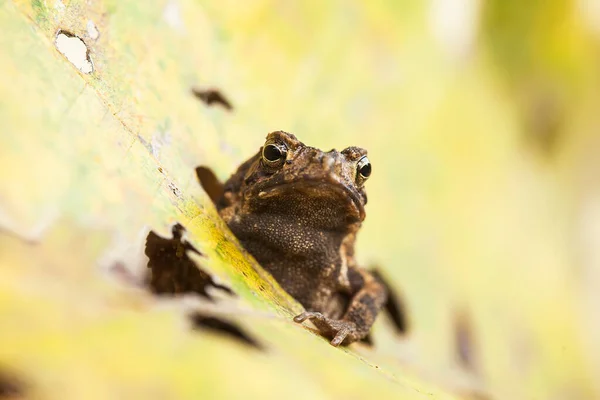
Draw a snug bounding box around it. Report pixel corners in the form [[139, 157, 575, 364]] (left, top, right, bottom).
[[0, 1, 463, 398], [2, 0, 599, 399]]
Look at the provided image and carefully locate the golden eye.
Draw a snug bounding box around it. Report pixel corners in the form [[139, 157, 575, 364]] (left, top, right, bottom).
[[357, 156, 371, 179], [262, 143, 287, 164]]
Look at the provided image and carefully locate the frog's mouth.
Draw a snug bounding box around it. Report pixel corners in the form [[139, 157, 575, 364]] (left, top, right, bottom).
[[248, 178, 366, 222]]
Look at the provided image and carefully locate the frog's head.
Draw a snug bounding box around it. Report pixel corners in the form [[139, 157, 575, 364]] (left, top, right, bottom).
[[240, 131, 370, 227]]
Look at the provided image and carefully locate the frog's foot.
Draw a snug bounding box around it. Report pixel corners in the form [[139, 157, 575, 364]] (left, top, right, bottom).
[[293, 311, 358, 347]]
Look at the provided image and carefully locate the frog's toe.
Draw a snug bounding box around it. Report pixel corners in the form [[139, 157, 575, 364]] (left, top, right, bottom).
[[330, 326, 352, 346], [293, 311, 325, 323], [294, 312, 359, 346]]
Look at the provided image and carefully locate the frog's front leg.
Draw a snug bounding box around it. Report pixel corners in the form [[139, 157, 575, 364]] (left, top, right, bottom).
[[294, 268, 387, 346]]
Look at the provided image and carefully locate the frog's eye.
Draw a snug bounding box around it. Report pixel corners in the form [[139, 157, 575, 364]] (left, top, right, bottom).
[[262, 143, 287, 165], [357, 156, 371, 180]]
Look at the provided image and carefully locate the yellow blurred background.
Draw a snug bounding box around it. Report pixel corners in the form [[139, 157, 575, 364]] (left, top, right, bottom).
[[1, 0, 600, 399], [200, 1, 600, 397]]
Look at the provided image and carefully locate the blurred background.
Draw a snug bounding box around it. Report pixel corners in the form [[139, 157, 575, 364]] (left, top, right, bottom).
[[2, 0, 600, 399], [201, 1, 600, 397]]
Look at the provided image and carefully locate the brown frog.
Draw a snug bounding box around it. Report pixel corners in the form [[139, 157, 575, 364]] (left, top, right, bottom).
[[198, 131, 387, 346]]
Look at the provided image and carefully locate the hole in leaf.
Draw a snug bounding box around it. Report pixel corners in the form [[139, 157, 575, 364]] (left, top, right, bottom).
[[145, 223, 234, 299], [54, 30, 94, 74], [190, 313, 263, 350], [191, 88, 233, 111]]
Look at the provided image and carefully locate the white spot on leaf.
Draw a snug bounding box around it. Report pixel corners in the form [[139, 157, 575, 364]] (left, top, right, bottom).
[[578, 0, 600, 36], [55, 31, 94, 74], [429, 0, 481, 60], [163, 0, 185, 33], [87, 20, 100, 40], [150, 130, 172, 159], [54, 0, 66, 12]]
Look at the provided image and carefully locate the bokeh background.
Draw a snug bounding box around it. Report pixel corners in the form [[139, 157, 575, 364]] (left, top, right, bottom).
[[1, 0, 600, 399]]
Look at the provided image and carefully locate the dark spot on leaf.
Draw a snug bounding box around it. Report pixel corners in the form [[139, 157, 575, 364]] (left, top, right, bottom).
[[0, 368, 26, 398], [190, 313, 263, 350], [167, 182, 181, 198], [258, 284, 265, 292], [456, 390, 494, 400], [454, 309, 479, 374], [145, 223, 235, 299], [523, 88, 564, 157], [158, 167, 164, 173], [191, 88, 233, 111], [371, 268, 409, 334], [137, 134, 152, 153], [196, 166, 224, 204], [109, 261, 143, 287]]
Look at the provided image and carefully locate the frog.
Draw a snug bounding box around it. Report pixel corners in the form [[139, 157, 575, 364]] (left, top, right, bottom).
[[197, 131, 388, 346]]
